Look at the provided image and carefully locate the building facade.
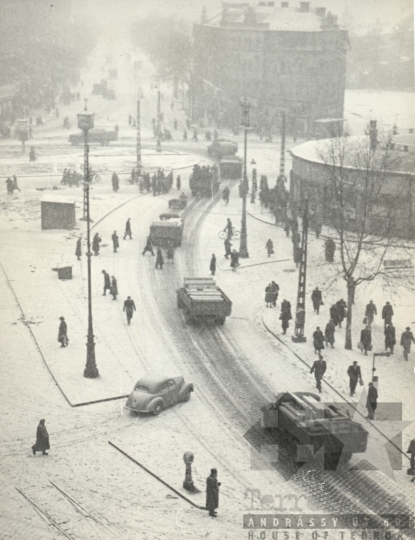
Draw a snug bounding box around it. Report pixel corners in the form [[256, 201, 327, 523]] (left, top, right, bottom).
[[192, 2, 349, 136]]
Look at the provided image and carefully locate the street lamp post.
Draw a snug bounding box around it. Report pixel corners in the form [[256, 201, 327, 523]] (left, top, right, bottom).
[[156, 87, 162, 153], [17, 118, 28, 154], [78, 105, 99, 379], [239, 98, 250, 258], [136, 88, 142, 174]]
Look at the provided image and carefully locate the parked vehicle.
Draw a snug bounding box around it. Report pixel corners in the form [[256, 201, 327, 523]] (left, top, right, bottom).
[[125, 375, 194, 415], [219, 156, 243, 179], [189, 164, 219, 197], [207, 139, 238, 160], [69, 128, 117, 146], [177, 277, 232, 325], [262, 392, 368, 468], [150, 215, 184, 247], [168, 194, 188, 210]]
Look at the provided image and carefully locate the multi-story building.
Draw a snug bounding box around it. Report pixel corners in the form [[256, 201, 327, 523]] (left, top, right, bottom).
[[192, 2, 349, 136]]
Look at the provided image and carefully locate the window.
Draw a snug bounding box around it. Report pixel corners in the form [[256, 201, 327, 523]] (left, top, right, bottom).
[[158, 383, 169, 394]]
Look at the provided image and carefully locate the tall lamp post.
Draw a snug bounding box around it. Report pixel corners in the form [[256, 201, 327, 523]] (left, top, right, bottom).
[[136, 87, 143, 174], [239, 98, 250, 258], [78, 105, 99, 379], [17, 118, 28, 154], [156, 84, 162, 153]]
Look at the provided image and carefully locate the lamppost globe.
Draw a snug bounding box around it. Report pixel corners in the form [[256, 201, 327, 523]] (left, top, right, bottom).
[[77, 110, 94, 132]]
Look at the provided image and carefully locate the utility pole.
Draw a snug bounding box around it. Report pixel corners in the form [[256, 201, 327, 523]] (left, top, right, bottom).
[[279, 111, 286, 178], [156, 88, 162, 153], [136, 95, 142, 173], [292, 197, 308, 343], [239, 98, 250, 258]]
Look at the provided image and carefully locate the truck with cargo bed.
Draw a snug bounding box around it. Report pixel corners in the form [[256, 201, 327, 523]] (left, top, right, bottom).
[[150, 215, 184, 247], [262, 392, 368, 469], [177, 278, 232, 325]]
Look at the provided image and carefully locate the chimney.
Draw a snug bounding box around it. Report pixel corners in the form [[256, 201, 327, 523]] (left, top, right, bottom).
[[300, 2, 310, 12], [315, 7, 326, 17], [369, 120, 378, 151], [281, 1, 289, 6]]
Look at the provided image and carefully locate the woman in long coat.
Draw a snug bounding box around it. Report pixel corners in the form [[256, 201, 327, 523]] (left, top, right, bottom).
[[280, 300, 292, 334], [92, 233, 101, 256], [325, 319, 335, 348], [32, 419, 50, 455], [206, 468, 220, 517], [75, 237, 82, 260], [265, 284, 273, 308], [360, 325, 372, 356], [384, 323, 396, 353], [313, 327, 325, 355]]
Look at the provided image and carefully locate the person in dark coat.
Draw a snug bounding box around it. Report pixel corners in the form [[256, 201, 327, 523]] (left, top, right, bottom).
[[325, 238, 335, 262], [111, 231, 119, 253], [230, 249, 239, 271], [270, 281, 279, 307], [155, 248, 164, 270], [401, 327, 415, 361], [347, 361, 362, 397], [123, 218, 132, 239], [32, 419, 50, 456], [224, 238, 232, 259], [294, 245, 302, 268], [329, 304, 339, 327], [206, 468, 220, 517], [123, 296, 136, 325], [336, 299, 347, 328], [102, 270, 111, 296], [142, 235, 155, 256], [92, 233, 101, 256], [360, 325, 372, 355], [75, 237, 82, 260], [224, 218, 233, 239], [280, 300, 292, 334], [315, 221, 322, 239], [313, 327, 325, 355], [407, 438, 415, 472], [384, 323, 396, 353], [222, 187, 230, 205], [110, 276, 118, 300], [176, 175, 181, 190], [112, 172, 119, 192], [284, 218, 290, 237], [58, 316, 68, 347], [266, 239, 274, 257], [366, 382, 378, 419], [310, 356, 327, 393], [382, 302, 394, 328], [311, 287, 323, 314], [166, 244, 174, 263], [210, 254, 216, 276], [324, 319, 335, 348], [365, 300, 377, 325], [265, 284, 273, 308]]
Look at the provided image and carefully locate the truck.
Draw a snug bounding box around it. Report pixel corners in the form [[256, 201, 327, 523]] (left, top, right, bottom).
[[219, 156, 243, 179], [207, 139, 238, 160], [150, 215, 184, 247], [69, 128, 118, 146], [189, 164, 219, 197], [262, 392, 368, 469], [177, 278, 232, 326]]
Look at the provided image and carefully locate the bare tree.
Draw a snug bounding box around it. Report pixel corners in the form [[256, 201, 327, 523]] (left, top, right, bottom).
[[316, 132, 410, 349]]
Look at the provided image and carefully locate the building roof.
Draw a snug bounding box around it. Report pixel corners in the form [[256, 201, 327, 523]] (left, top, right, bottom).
[[41, 195, 76, 204], [290, 136, 415, 176]]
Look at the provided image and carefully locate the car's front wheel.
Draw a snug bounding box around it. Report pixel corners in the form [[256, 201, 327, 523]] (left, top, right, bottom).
[[183, 390, 192, 402], [153, 403, 163, 416]]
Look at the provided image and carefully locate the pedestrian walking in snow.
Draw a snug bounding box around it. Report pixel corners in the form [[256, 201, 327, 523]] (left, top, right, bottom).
[[336, 299, 347, 328], [75, 237, 82, 260], [12, 175, 20, 192], [292, 231, 301, 247], [314, 221, 322, 239], [230, 249, 240, 271], [110, 276, 118, 300], [382, 302, 394, 328], [222, 187, 230, 205], [294, 245, 302, 268], [313, 327, 325, 355], [359, 325, 372, 355], [224, 218, 233, 239], [92, 233, 101, 256], [123, 218, 132, 240], [265, 284, 273, 308], [100, 270, 111, 295], [176, 175, 181, 190], [155, 248, 164, 270], [166, 243, 174, 263], [324, 319, 335, 348], [401, 327, 415, 361], [384, 323, 396, 353], [347, 361, 362, 397], [266, 239, 274, 257], [123, 296, 136, 325], [310, 356, 326, 393], [366, 382, 378, 419], [365, 300, 377, 325], [284, 218, 290, 237], [210, 254, 216, 276], [311, 287, 323, 314], [270, 281, 279, 307], [280, 300, 292, 334], [32, 419, 50, 456], [224, 238, 232, 259], [58, 316, 68, 347], [142, 235, 155, 256], [5, 177, 14, 195], [324, 238, 335, 262], [112, 172, 120, 192], [329, 304, 340, 327], [112, 231, 119, 253], [206, 468, 220, 518]]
